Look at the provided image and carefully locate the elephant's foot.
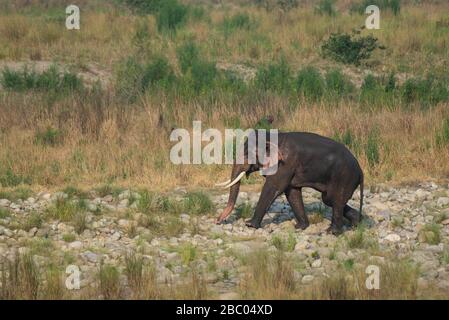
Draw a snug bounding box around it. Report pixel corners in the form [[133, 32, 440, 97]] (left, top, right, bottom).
[[326, 225, 343, 236], [245, 219, 261, 229], [295, 221, 309, 230]]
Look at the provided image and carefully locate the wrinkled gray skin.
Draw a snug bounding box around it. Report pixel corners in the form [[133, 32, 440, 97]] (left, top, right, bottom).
[[216, 131, 364, 235]]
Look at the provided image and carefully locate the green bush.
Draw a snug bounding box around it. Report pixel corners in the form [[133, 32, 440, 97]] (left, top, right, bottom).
[[35, 127, 63, 146], [222, 13, 253, 36], [401, 75, 449, 107], [350, 0, 400, 16], [141, 56, 175, 90], [0, 169, 31, 187], [436, 116, 449, 147], [122, 0, 164, 14], [296, 66, 324, 101], [177, 40, 200, 74], [183, 192, 215, 215], [365, 129, 380, 168], [315, 0, 337, 16], [190, 60, 217, 93], [0, 66, 83, 92], [156, 0, 187, 32], [325, 69, 353, 98], [321, 29, 384, 66], [254, 56, 292, 93]]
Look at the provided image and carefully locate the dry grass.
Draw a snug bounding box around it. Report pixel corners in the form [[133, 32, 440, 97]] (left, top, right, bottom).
[[237, 249, 446, 300]]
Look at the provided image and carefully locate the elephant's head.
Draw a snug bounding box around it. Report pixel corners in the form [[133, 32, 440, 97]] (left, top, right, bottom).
[[215, 131, 282, 223]]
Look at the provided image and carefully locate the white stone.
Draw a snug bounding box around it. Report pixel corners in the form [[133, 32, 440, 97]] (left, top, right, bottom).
[[301, 275, 314, 284], [385, 233, 401, 242]]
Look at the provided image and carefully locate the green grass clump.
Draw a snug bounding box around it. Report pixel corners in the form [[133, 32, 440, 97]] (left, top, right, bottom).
[[35, 127, 63, 146], [46, 198, 78, 221], [325, 69, 353, 99], [156, 0, 187, 32], [0, 169, 32, 188], [315, 0, 337, 16], [436, 116, 449, 147], [98, 264, 121, 300], [180, 243, 197, 265], [419, 223, 441, 245], [221, 13, 254, 36], [0, 65, 83, 93], [22, 212, 43, 231], [0, 187, 33, 201], [62, 233, 76, 242], [350, 0, 400, 16], [236, 203, 253, 220], [183, 192, 215, 215], [365, 129, 381, 168], [296, 66, 324, 101], [254, 56, 292, 94], [0, 208, 11, 219]]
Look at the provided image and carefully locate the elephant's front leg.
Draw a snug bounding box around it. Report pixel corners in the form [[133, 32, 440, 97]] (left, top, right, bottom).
[[285, 187, 309, 230], [246, 182, 281, 229]]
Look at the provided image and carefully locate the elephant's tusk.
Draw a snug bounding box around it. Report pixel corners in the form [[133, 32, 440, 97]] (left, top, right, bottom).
[[215, 179, 231, 187], [222, 172, 246, 189]]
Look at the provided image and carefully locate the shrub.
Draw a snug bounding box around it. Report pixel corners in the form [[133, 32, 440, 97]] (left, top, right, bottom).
[[116, 56, 145, 102], [315, 0, 337, 16], [296, 66, 324, 101], [141, 56, 175, 91], [0, 169, 31, 187], [122, 0, 164, 14], [321, 29, 384, 66], [365, 129, 380, 168], [98, 264, 121, 299], [156, 0, 187, 32], [418, 223, 441, 245], [401, 75, 449, 107], [177, 40, 200, 74], [334, 129, 361, 155], [35, 127, 63, 146], [222, 13, 253, 36], [436, 116, 449, 147], [188, 60, 217, 93], [183, 192, 214, 215], [22, 212, 43, 231], [254, 56, 292, 93], [325, 69, 353, 98], [350, 0, 401, 16], [236, 203, 253, 219]]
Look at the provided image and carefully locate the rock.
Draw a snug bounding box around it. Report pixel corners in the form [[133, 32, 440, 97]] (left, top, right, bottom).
[[384, 233, 401, 242], [311, 259, 322, 268], [111, 232, 121, 241], [437, 197, 449, 207], [441, 218, 449, 225], [103, 195, 113, 202], [219, 292, 239, 300], [301, 275, 314, 284], [118, 219, 130, 228], [69, 241, 83, 250], [28, 227, 38, 237], [82, 251, 98, 263], [0, 199, 11, 207]]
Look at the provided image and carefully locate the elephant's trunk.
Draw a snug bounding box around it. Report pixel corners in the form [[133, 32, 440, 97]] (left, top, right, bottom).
[[215, 165, 243, 223]]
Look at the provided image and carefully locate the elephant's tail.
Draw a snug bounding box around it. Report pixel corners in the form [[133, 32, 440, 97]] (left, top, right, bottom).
[[359, 171, 364, 216]]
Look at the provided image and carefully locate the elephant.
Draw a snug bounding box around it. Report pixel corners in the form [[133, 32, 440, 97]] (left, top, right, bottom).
[[215, 131, 364, 235]]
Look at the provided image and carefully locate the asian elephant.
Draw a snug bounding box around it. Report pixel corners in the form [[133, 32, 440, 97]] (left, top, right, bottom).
[[215, 131, 364, 235]]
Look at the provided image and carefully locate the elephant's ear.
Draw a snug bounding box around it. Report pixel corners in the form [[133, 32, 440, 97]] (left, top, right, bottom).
[[259, 141, 283, 175]]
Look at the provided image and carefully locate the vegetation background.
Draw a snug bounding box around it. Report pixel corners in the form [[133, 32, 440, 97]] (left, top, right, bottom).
[[0, 0, 448, 193]]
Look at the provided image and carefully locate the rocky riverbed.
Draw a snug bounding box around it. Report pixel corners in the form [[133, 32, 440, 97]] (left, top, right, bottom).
[[1, 182, 449, 299]]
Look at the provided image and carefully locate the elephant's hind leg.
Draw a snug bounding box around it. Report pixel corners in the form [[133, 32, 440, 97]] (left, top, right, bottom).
[[285, 187, 309, 230]]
